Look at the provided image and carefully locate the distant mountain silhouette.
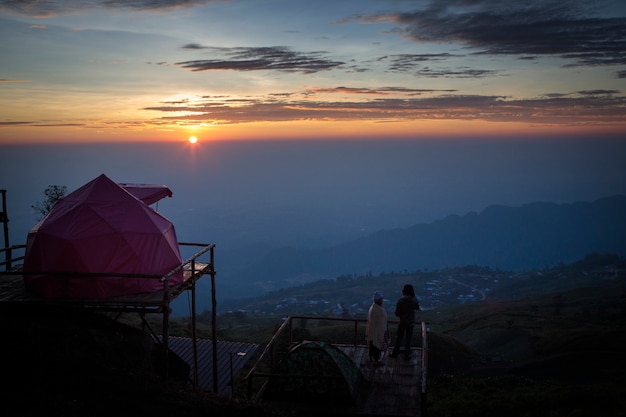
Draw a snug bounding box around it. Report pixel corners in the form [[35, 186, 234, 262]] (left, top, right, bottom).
[[217, 195, 626, 298]]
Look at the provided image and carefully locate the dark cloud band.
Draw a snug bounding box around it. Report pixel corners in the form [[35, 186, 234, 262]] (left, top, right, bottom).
[[175, 46, 344, 74], [360, 1, 626, 68], [0, 0, 218, 16]]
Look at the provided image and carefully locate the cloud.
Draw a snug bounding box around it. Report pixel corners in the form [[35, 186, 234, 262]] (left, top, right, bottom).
[[8, 88, 625, 130], [414, 67, 502, 78], [577, 90, 621, 96], [174, 46, 345, 74], [0, 121, 34, 126], [181, 43, 208, 50], [0, 0, 220, 17], [0, 121, 84, 127], [0, 79, 30, 83], [384, 53, 458, 71], [307, 86, 456, 95], [358, 0, 626, 67], [141, 88, 626, 126], [379, 54, 502, 78]]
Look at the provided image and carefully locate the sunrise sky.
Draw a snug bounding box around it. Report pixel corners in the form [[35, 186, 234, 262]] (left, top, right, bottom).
[[1, 0, 626, 144], [1, 0, 626, 310]]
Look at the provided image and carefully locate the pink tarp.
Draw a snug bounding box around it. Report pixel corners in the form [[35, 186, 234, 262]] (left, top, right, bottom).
[[23, 174, 184, 299], [120, 183, 173, 206]]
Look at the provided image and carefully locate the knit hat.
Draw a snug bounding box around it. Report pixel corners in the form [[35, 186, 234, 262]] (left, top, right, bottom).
[[373, 291, 384, 301]]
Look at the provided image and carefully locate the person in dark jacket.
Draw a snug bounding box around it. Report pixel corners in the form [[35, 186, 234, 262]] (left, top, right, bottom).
[[390, 284, 420, 360]]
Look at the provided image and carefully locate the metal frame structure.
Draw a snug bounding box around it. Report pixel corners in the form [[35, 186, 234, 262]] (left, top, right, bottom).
[[1, 242, 217, 390]]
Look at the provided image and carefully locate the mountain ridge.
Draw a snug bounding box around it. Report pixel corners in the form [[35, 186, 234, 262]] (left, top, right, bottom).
[[214, 195, 626, 299]]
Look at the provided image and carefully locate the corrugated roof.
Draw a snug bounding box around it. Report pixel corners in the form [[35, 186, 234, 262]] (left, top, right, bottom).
[[164, 336, 260, 395]]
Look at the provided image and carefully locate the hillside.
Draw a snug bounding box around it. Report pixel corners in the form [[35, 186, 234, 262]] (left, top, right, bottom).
[[210, 254, 626, 416], [2, 278, 625, 416], [218, 252, 625, 316], [214, 254, 626, 371], [424, 281, 626, 417], [210, 276, 626, 416], [2, 253, 625, 417]]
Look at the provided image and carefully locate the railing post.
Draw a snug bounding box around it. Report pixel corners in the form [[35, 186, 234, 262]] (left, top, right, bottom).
[[161, 275, 170, 382], [211, 246, 218, 393], [421, 320, 429, 417], [190, 258, 198, 391], [1, 189, 11, 271]]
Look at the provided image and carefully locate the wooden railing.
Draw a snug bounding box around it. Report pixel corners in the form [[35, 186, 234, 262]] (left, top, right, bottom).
[[421, 320, 429, 416], [0, 244, 26, 271]]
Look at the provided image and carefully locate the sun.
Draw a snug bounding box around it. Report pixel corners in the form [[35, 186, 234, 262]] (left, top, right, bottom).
[[188, 136, 198, 144]]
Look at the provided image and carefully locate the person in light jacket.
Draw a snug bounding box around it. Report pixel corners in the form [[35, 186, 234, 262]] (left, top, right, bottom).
[[390, 284, 420, 361], [366, 291, 388, 364]]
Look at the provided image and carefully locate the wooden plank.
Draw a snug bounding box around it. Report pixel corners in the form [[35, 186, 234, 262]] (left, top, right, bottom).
[[0, 262, 210, 309], [336, 344, 422, 416]]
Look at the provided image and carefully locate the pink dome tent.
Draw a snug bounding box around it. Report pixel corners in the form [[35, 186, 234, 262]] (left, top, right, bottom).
[[23, 174, 184, 298]]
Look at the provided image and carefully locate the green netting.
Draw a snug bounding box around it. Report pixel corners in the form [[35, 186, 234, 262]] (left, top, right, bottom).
[[264, 340, 363, 405]]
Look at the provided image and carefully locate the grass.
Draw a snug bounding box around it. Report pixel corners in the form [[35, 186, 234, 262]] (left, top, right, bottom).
[[418, 282, 626, 417], [427, 374, 626, 417]]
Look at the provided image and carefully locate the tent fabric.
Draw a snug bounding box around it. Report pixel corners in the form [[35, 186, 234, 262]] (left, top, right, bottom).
[[119, 183, 173, 206], [23, 174, 183, 299], [263, 340, 363, 405]]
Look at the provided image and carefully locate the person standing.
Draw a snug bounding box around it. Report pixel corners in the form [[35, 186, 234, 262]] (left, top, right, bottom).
[[390, 284, 420, 360], [366, 291, 388, 365]]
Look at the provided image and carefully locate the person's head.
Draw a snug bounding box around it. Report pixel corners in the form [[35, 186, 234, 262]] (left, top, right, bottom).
[[402, 284, 415, 297], [373, 291, 384, 304]]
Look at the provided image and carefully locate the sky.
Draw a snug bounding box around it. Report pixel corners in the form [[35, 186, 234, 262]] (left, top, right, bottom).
[[1, 0, 626, 143], [1, 0, 626, 258], [1, 1, 626, 310]]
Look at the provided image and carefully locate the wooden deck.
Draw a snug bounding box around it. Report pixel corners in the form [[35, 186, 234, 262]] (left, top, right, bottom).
[[255, 343, 424, 417], [0, 262, 212, 312], [245, 315, 427, 417], [336, 344, 423, 416], [0, 247, 221, 393]]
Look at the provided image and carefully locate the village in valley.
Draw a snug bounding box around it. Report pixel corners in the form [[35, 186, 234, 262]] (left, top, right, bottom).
[[219, 257, 623, 319]]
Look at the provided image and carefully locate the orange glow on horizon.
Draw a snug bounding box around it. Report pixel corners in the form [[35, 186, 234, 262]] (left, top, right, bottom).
[[1, 119, 625, 145]]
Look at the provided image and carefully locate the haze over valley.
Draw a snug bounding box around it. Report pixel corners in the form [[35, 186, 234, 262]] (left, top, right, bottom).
[[3, 139, 624, 314]]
